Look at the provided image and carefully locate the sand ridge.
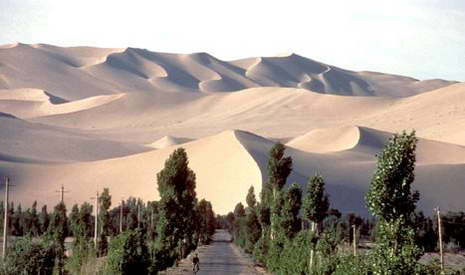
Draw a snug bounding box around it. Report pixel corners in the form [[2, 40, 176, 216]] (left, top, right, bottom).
[[0, 43, 464, 215]]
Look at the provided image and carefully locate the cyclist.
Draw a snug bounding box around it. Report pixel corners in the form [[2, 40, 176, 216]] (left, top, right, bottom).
[[192, 252, 200, 274]]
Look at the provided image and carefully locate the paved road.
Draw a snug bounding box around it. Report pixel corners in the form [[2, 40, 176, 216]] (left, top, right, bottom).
[[160, 230, 262, 275]]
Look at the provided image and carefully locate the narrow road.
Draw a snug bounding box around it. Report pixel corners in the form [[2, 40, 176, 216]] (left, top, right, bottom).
[[160, 230, 263, 275]]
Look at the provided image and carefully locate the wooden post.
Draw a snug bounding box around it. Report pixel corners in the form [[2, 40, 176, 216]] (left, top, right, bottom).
[[56, 185, 69, 203], [93, 191, 99, 247], [137, 203, 140, 229], [352, 224, 357, 256], [436, 207, 444, 273], [2, 177, 9, 259], [119, 200, 123, 234]]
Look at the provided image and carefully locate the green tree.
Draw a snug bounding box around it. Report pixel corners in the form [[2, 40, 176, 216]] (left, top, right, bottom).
[[302, 174, 330, 272], [105, 230, 150, 275], [245, 186, 261, 253], [98, 188, 112, 256], [280, 183, 302, 239], [30, 201, 40, 236], [68, 202, 94, 271], [1, 236, 56, 274], [254, 143, 292, 265], [49, 202, 68, 275], [365, 131, 423, 275], [303, 174, 330, 234], [197, 199, 216, 245], [39, 205, 50, 235], [152, 148, 198, 272]]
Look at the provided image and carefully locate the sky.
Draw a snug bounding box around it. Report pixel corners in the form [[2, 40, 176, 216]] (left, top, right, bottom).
[[1, 0, 464, 81]]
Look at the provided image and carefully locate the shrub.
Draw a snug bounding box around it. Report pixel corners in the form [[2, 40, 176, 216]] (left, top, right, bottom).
[[104, 230, 150, 275], [0, 237, 56, 275]]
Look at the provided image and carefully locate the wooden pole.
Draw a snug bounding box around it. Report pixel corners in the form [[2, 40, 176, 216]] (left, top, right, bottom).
[[137, 203, 140, 229], [93, 191, 99, 247], [119, 200, 123, 234], [436, 207, 444, 273], [60, 185, 64, 202], [2, 177, 9, 259], [352, 224, 357, 256], [56, 185, 69, 203]]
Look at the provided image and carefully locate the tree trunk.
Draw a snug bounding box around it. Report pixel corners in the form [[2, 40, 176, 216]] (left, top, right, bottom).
[[309, 221, 317, 272]]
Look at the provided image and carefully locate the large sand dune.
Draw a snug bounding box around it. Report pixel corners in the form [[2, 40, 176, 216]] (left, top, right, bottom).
[[0, 44, 456, 99], [0, 43, 464, 215]]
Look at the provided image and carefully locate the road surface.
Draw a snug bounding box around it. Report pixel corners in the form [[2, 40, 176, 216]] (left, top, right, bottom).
[[160, 230, 264, 275]]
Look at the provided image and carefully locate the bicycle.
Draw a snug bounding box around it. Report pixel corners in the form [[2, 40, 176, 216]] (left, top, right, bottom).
[[192, 253, 200, 274]]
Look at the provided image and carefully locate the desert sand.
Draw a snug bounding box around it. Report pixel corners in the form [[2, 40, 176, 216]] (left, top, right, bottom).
[[0, 43, 464, 215]]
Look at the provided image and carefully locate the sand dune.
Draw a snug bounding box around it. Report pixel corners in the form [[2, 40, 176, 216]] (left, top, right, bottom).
[[147, 136, 192, 149], [0, 128, 464, 215], [0, 114, 151, 162], [0, 43, 464, 215], [0, 130, 263, 214], [0, 44, 455, 100]]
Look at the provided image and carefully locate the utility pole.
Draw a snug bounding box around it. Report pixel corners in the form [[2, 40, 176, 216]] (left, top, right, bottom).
[[2, 177, 10, 259], [91, 191, 99, 247], [137, 202, 141, 229], [352, 224, 358, 256], [435, 207, 445, 273], [56, 185, 69, 203], [119, 199, 123, 234]]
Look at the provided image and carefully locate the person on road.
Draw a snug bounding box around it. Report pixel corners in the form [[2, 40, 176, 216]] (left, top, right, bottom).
[[192, 252, 200, 273]]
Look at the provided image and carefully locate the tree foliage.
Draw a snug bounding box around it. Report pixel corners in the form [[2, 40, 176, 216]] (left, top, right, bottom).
[[153, 148, 198, 271]]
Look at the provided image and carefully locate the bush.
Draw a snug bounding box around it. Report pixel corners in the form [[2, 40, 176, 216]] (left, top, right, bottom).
[[65, 242, 101, 275], [0, 237, 56, 275], [104, 230, 150, 275]]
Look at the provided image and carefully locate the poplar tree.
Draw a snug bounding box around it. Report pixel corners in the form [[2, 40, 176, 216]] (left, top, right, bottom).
[[267, 143, 293, 238], [98, 188, 112, 256], [153, 148, 197, 271], [49, 202, 68, 275], [255, 143, 292, 264], [245, 186, 261, 252], [302, 174, 330, 271], [303, 174, 330, 233], [365, 131, 423, 274], [39, 205, 50, 235]]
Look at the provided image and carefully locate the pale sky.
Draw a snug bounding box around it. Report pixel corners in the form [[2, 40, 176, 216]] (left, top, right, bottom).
[[1, 0, 464, 81]]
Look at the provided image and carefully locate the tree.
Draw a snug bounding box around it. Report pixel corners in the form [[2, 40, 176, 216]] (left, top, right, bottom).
[[365, 131, 423, 274], [29, 201, 40, 237], [244, 186, 261, 252], [68, 202, 94, 271], [98, 188, 112, 256], [39, 205, 50, 235], [267, 143, 293, 200], [254, 143, 293, 265], [49, 202, 68, 275], [197, 199, 216, 245], [246, 186, 257, 209], [302, 173, 330, 271], [1, 236, 56, 274], [233, 202, 246, 247], [104, 230, 150, 275], [280, 183, 302, 239], [303, 174, 330, 233], [152, 148, 198, 272]]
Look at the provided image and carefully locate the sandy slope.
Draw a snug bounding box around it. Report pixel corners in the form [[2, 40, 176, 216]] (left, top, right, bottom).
[[0, 130, 263, 214], [0, 114, 151, 162], [0, 43, 464, 215], [0, 128, 464, 215], [0, 44, 456, 99]]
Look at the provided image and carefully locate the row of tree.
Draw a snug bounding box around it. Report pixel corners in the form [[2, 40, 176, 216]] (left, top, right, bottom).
[[1, 147, 217, 274], [225, 131, 460, 274]]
